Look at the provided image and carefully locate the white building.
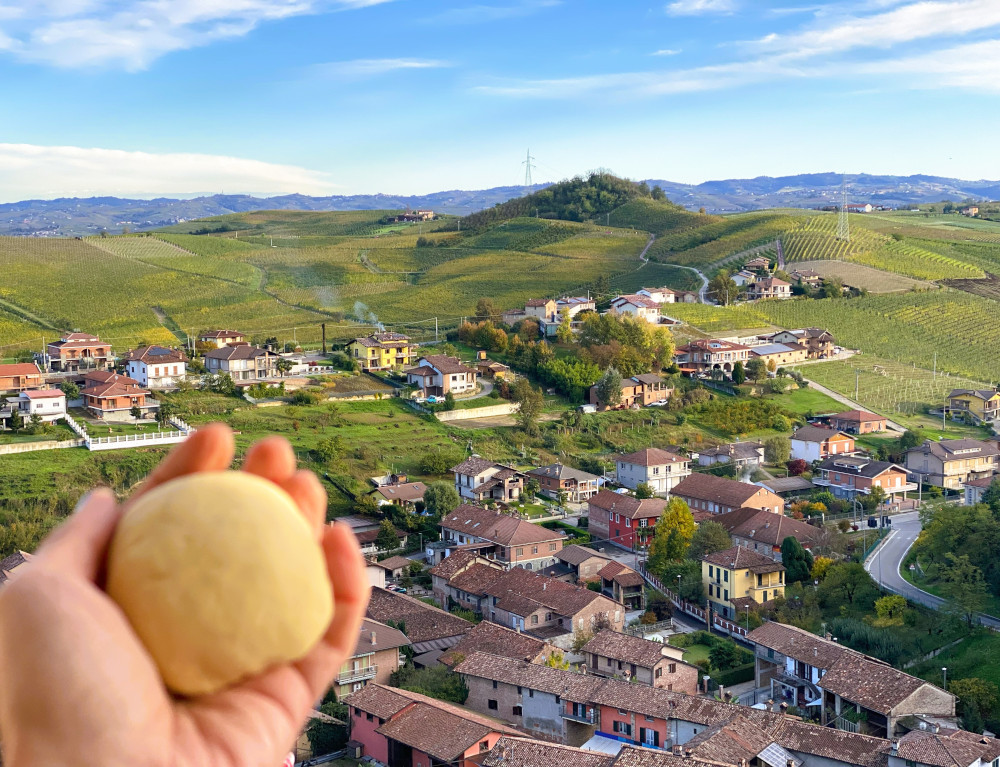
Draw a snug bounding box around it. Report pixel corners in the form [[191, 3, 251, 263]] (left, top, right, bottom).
[[615, 447, 691, 496], [637, 287, 676, 304], [6, 389, 66, 422], [123, 346, 188, 389], [609, 295, 661, 324]]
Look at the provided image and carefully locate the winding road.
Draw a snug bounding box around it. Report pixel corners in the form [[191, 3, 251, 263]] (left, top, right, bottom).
[[638, 234, 710, 302], [865, 511, 1000, 630]]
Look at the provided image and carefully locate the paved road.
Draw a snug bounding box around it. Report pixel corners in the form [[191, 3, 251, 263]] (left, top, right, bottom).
[[636, 233, 710, 302], [865, 511, 1000, 630]]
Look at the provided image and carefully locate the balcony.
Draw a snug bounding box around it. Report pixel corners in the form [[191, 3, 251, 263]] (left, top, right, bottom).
[[561, 708, 596, 724], [338, 665, 378, 684]]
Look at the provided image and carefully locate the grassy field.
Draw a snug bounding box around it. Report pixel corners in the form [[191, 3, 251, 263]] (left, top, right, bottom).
[[790, 260, 931, 293], [911, 632, 1000, 689]]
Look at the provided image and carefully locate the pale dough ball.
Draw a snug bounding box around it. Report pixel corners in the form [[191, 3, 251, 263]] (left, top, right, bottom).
[[106, 471, 333, 696]]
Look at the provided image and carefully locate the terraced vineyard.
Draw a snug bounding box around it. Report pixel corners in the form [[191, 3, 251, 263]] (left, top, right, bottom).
[[848, 241, 984, 281], [782, 214, 888, 263], [609, 262, 703, 294], [663, 303, 771, 333], [648, 211, 802, 268], [789, 260, 930, 293]]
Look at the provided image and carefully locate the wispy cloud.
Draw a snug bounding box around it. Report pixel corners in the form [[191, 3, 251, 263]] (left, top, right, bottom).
[[651, 48, 681, 56], [666, 0, 737, 17], [423, 0, 560, 25], [311, 57, 451, 79], [0, 0, 394, 70], [0, 143, 337, 202]]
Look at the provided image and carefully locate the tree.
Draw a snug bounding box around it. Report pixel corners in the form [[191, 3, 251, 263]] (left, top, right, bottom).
[[544, 651, 571, 670], [353, 493, 381, 517], [781, 537, 814, 583], [556, 308, 574, 344], [390, 665, 469, 704], [732, 361, 746, 385], [811, 556, 834, 581], [860, 484, 886, 513], [950, 678, 999, 731], [594, 367, 623, 409], [982, 478, 1000, 517], [647, 498, 695, 573], [306, 701, 348, 756], [787, 458, 808, 476], [708, 271, 739, 306], [314, 436, 343, 464], [512, 378, 544, 434], [275, 358, 293, 377], [130, 405, 142, 420], [817, 562, 879, 608], [60, 381, 79, 400], [764, 436, 791, 465], [766, 358, 777, 373], [264, 336, 279, 351], [688, 521, 732, 560], [898, 429, 922, 451], [939, 553, 990, 629], [873, 594, 907, 626], [475, 297, 497, 320], [376, 519, 400, 552], [634, 482, 655, 500], [708, 641, 743, 672], [419, 450, 463, 476], [156, 401, 175, 427], [423, 481, 460, 518], [443, 392, 456, 411], [745, 357, 767, 383]]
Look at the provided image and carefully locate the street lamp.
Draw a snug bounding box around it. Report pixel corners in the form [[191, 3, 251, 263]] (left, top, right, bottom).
[[677, 574, 682, 600], [942, 667, 948, 691]]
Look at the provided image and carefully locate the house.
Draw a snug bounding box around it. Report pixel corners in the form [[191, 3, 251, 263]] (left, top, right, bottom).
[[696, 442, 765, 472], [483, 567, 624, 645], [3, 389, 66, 424], [748, 621, 956, 738], [615, 448, 691, 495], [334, 516, 409, 556], [588, 374, 673, 410], [203, 345, 279, 381], [552, 545, 614, 583], [609, 295, 661, 324], [746, 256, 772, 272], [671, 473, 785, 515], [45, 332, 113, 371], [587, 490, 668, 550], [440, 621, 556, 668], [430, 552, 508, 614], [948, 389, 1000, 427], [122, 346, 188, 389], [373, 482, 428, 509], [407, 355, 477, 398], [962, 206, 980, 217], [477, 360, 512, 381], [0, 363, 44, 393], [769, 327, 836, 359], [731, 270, 757, 287], [0, 550, 33, 586], [790, 425, 856, 463], [815, 456, 916, 501], [348, 332, 418, 372], [480, 738, 614, 767], [830, 410, 888, 434], [596, 561, 646, 611], [527, 463, 601, 502], [454, 652, 606, 745], [368, 555, 415, 582], [451, 457, 526, 503], [748, 277, 791, 301], [749, 342, 808, 366], [344, 682, 519, 767], [525, 298, 559, 322], [334, 618, 411, 699], [756, 476, 815, 498], [904, 438, 1000, 490], [365, 587, 472, 662], [846, 203, 874, 213], [702, 546, 785, 619], [673, 339, 751, 377], [892, 727, 1000, 767], [197, 330, 246, 348], [582, 630, 697, 693], [439, 504, 563, 570], [637, 287, 677, 304], [557, 296, 596, 318], [964, 475, 995, 506], [80, 373, 154, 420], [790, 269, 823, 288], [712, 507, 826, 561]]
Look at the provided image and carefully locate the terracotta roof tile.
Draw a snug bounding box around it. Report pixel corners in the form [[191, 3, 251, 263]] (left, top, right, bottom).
[[365, 587, 472, 644], [581, 630, 677, 669], [441, 505, 561, 547], [454, 652, 605, 702], [440, 622, 551, 667], [481, 737, 614, 767], [672, 474, 776, 509], [618, 448, 688, 467], [702, 546, 785, 573]]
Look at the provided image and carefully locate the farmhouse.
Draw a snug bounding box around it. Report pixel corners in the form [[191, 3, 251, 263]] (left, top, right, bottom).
[[731, 269, 757, 287], [637, 287, 677, 304], [713, 507, 825, 561], [526, 462, 601, 502], [904, 438, 1000, 490], [702, 546, 785, 619], [524, 298, 558, 322], [551, 544, 614, 583], [615, 447, 691, 495], [671, 473, 785, 515], [333, 618, 410, 700], [451, 457, 526, 503], [45, 332, 113, 372], [846, 203, 874, 213], [790, 269, 822, 288], [588, 373, 672, 409], [829, 409, 888, 434], [947, 388, 1000, 427], [373, 482, 428, 508], [439, 505, 562, 570], [790, 425, 856, 463], [815, 455, 916, 501], [962, 206, 980, 217], [749, 342, 808, 366], [197, 330, 245, 348], [587, 489, 667, 550], [2, 389, 67, 424], [80, 372, 154, 420], [0, 363, 44, 393], [406, 355, 477, 398], [203, 344, 278, 381], [674, 339, 751, 376], [769, 327, 836, 359], [582, 630, 697, 693], [608, 295, 661, 324], [747, 277, 791, 300], [122, 346, 188, 389], [348, 332, 418, 372], [477, 360, 512, 380]]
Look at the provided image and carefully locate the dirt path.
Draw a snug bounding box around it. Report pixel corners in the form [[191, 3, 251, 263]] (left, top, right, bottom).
[[801, 378, 906, 433]]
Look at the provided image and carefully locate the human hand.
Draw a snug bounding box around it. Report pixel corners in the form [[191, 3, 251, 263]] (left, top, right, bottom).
[[0, 423, 370, 767]]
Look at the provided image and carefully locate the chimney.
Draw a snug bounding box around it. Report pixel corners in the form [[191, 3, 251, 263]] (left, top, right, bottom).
[[780, 702, 789, 718], [786, 761, 795, 767], [766, 698, 775, 713], [891, 740, 899, 755], [580, 664, 587, 675], [672, 746, 682, 756], [684, 749, 692, 759], [933, 724, 940, 734], [813, 648, 818, 658], [371, 631, 377, 646]]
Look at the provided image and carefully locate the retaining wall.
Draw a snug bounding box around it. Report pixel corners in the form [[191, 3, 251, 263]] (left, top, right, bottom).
[[435, 403, 519, 422]]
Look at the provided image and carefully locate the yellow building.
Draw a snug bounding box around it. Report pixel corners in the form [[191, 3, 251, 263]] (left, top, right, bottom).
[[347, 332, 417, 372], [701, 546, 785, 620], [948, 388, 1000, 426]]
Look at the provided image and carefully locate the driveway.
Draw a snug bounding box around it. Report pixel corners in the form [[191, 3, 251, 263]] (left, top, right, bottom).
[[801, 379, 906, 433]]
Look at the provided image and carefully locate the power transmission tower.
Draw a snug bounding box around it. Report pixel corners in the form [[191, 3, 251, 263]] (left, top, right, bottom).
[[522, 149, 536, 188], [837, 176, 851, 242]]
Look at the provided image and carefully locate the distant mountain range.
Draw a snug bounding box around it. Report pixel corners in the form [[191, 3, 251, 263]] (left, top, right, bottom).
[[4, 173, 999, 236]]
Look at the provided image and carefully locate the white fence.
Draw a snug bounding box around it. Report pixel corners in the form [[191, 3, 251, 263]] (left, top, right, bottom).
[[87, 430, 189, 451]]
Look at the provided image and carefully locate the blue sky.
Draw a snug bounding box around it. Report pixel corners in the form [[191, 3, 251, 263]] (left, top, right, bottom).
[[1, 0, 999, 201]]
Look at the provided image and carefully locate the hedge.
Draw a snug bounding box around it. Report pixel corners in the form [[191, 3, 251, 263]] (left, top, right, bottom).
[[713, 662, 755, 687]]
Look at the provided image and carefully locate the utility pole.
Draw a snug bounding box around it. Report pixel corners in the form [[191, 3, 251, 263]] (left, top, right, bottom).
[[435, 318, 439, 342], [855, 369, 860, 401], [522, 149, 536, 187], [321, 323, 327, 354]]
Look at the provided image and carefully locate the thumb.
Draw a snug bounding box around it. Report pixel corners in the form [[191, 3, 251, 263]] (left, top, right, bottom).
[[33, 489, 124, 583]]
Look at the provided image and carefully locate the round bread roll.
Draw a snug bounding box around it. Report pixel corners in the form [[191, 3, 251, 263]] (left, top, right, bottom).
[[106, 471, 333, 696]]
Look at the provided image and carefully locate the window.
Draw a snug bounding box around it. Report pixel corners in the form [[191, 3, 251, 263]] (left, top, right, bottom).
[[607, 657, 613, 667], [366, 713, 374, 722], [513, 706, 523, 716], [555, 696, 561, 704], [626, 518, 631, 528], [516, 547, 524, 556], [708, 565, 713, 578], [480, 742, 490, 753], [655, 668, 662, 678], [532, 546, 538, 554], [546, 612, 553, 621], [724, 570, 729, 582], [354, 708, 362, 717], [378, 718, 385, 725], [528, 689, 534, 698], [724, 589, 728, 600], [668, 684, 673, 691], [615, 513, 620, 523], [653, 467, 660, 475], [549, 543, 557, 551], [645, 716, 654, 722], [488, 700, 498, 710], [669, 663, 676, 673], [613, 721, 633, 737], [531, 615, 538, 625]]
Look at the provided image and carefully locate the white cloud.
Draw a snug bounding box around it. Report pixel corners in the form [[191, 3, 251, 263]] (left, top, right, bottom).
[[666, 0, 736, 16], [651, 48, 681, 56], [0, 0, 394, 70], [311, 57, 451, 79], [0, 143, 337, 202]]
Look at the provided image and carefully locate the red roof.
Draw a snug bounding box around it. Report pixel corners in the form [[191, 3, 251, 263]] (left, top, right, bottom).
[[81, 373, 148, 399], [21, 389, 65, 399], [0, 363, 41, 377]]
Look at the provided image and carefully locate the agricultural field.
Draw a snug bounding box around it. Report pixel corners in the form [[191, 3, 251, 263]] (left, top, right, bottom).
[[647, 211, 802, 268], [663, 302, 772, 333], [609, 262, 703, 294], [789, 260, 931, 293]]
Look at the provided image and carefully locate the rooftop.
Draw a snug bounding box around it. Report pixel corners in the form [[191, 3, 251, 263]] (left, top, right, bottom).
[[703, 545, 785, 573], [791, 425, 854, 443], [454, 652, 605, 703], [555, 544, 611, 567], [581, 629, 675, 668], [588, 489, 667, 520], [481, 737, 614, 767], [831, 410, 885, 423], [365, 587, 472, 647], [440, 621, 551, 667], [713, 508, 824, 548], [672, 473, 772, 507], [441, 504, 562, 547], [527, 462, 601, 483], [419, 354, 477, 375], [353, 618, 410, 656], [618, 447, 688, 467]]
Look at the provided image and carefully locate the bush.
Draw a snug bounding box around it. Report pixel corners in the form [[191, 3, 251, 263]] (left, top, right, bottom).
[[714, 662, 755, 687]]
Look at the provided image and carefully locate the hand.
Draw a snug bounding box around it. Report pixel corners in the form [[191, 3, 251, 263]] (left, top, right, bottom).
[[0, 423, 370, 767]]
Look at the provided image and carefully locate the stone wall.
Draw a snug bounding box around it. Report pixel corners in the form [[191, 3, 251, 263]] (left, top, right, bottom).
[[435, 403, 519, 422]]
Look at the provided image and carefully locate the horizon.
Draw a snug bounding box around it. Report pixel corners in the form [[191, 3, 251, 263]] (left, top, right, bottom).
[[1, 1, 999, 201]]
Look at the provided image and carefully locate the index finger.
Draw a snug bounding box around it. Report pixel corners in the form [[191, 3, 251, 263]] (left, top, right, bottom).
[[131, 422, 235, 501]]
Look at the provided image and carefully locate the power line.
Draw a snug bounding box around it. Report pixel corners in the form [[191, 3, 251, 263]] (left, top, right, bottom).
[[522, 149, 536, 188], [837, 175, 851, 243]]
